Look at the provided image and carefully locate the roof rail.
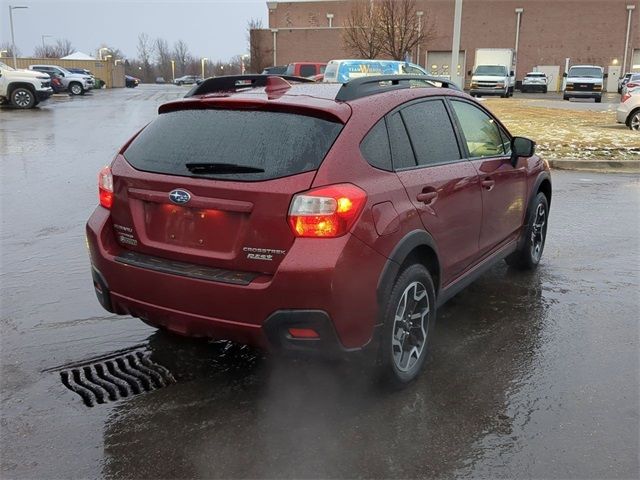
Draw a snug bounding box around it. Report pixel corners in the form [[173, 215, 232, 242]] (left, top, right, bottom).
[[185, 74, 315, 98], [335, 75, 461, 102]]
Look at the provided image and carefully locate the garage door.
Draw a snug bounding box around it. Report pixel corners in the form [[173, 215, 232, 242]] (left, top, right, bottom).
[[426, 51, 466, 86], [632, 48, 640, 72]]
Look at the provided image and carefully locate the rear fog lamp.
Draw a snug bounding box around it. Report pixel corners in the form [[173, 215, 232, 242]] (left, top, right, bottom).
[[288, 328, 320, 339]]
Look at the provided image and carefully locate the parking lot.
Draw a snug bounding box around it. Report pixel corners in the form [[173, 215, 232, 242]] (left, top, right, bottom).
[[1, 85, 639, 478]]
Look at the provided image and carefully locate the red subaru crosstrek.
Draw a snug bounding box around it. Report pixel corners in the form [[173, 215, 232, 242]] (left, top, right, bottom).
[[87, 75, 551, 385]]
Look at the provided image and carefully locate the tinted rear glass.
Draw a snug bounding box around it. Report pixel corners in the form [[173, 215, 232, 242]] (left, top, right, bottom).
[[124, 109, 343, 181]]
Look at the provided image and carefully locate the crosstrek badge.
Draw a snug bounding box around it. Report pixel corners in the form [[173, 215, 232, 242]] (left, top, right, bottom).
[[243, 247, 286, 261]]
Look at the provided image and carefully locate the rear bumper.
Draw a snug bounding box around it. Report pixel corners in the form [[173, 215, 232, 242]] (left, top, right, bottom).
[[86, 206, 386, 354], [564, 90, 601, 98], [470, 88, 507, 96], [616, 106, 630, 124]]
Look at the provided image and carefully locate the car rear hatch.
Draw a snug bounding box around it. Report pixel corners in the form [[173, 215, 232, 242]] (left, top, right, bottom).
[[109, 101, 346, 277]]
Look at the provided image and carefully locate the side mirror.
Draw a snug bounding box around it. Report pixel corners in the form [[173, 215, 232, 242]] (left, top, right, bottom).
[[511, 137, 535, 165], [59, 72, 65, 77], [510, 70, 514, 76], [563, 72, 568, 78], [603, 73, 609, 79], [467, 70, 472, 76]]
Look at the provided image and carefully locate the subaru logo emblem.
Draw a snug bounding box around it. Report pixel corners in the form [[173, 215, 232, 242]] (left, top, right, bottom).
[[169, 189, 191, 205]]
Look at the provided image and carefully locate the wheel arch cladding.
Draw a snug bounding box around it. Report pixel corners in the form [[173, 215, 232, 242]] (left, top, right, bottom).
[[376, 230, 442, 324], [9, 82, 36, 95]]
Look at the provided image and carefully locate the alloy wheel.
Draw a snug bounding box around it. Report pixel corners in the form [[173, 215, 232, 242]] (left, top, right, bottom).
[[14, 90, 32, 107], [531, 203, 547, 261], [630, 112, 640, 131], [392, 281, 430, 373]]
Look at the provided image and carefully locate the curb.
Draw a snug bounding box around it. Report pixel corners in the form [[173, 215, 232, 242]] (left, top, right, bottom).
[[548, 159, 640, 173]]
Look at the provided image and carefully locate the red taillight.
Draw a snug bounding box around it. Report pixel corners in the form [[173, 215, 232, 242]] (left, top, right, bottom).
[[288, 328, 320, 339], [626, 82, 639, 90], [98, 166, 113, 209], [621, 93, 632, 103], [288, 184, 367, 238]]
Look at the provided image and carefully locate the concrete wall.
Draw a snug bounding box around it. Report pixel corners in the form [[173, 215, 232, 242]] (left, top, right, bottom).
[[254, 0, 640, 83], [12, 58, 125, 88]]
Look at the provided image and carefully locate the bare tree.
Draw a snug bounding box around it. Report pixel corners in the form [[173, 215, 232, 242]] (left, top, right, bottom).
[[378, 0, 435, 61], [0, 41, 20, 58], [53, 38, 75, 57], [343, 0, 435, 61], [137, 33, 155, 82], [155, 38, 173, 81], [33, 45, 58, 58], [172, 40, 191, 77], [343, 0, 382, 59], [247, 18, 270, 73]]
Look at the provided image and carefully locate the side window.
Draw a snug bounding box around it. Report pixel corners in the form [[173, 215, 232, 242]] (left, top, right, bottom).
[[387, 112, 416, 170], [300, 64, 316, 77], [499, 128, 512, 155], [451, 101, 506, 158], [360, 119, 392, 171], [400, 100, 461, 166]]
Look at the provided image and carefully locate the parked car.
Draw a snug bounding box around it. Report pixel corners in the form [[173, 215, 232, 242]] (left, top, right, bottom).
[[284, 62, 326, 78], [174, 75, 201, 86], [261, 65, 287, 75], [0, 61, 53, 108], [86, 74, 551, 386], [47, 72, 66, 94], [563, 65, 604, 102], [520, 72, 548, 93], [125, 75, 140, 88], [29, 64, 94, 95], [621, 73, 640, 95], [323, 59, 430, 83], [618, 72, 632, 94], [616, 86, 640, 131]]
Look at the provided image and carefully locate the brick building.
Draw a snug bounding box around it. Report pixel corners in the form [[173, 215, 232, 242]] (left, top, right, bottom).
[[250, 0, 640, 91]]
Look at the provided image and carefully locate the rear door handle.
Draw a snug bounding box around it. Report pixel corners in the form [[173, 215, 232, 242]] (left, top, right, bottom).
[[481, 178, 495, 190], [416, 191, 438, 204]]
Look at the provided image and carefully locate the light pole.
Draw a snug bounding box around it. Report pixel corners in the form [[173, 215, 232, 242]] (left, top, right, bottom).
[[171, 59, 175, 82], [450, 0, 463, 88], [416, 11, 424, 67], [41, 34, 53, 50], [9, 5, 29, 68], [201, 57, 208, 79], [622, 4, 636, 76], [98, 47, 110, 61]]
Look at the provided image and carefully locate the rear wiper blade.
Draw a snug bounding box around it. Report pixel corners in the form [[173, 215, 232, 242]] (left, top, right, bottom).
[[185, 162, 265, 174]]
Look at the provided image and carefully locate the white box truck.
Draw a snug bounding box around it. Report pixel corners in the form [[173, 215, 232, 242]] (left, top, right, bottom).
[[469, 48, 516, 98]]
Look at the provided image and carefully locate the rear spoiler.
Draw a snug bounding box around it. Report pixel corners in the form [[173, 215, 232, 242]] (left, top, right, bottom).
[[184, 74, 315, 98]]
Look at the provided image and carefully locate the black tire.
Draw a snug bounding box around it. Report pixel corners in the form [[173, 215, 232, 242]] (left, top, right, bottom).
[[69, 82, 84, 96], [563, 95, 570, 101], [378, 264, 436, 387], [595, 97, 602, 103], [627, 108, 640, 131], [543, 86, 547, 93], [10, 87, 36, 109], [506, 192, 549, 270]]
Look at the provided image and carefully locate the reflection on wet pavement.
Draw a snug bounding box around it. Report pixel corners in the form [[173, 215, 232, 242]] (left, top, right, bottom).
[[1, 85, 638, 479]]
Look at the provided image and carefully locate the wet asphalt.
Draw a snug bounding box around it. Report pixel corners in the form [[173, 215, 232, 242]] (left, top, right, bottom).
[[1, 85, 639, 479]]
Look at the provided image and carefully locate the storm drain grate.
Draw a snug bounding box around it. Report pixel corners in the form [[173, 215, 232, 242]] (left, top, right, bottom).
[[58, 349, 176, 407]]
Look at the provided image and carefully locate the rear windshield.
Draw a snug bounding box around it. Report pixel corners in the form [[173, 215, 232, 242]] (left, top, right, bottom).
[[123, 109, 343, 181], [568, 67, 602, 78]]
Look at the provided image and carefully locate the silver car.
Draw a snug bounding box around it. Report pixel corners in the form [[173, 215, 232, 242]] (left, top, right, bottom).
[[29, 64, 94, 95]]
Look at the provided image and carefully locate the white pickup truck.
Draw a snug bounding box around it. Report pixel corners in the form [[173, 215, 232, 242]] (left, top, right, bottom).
[[0, 61, 53, 109]]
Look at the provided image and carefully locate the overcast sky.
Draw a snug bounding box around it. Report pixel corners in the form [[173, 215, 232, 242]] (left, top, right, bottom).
[[1, 0, 268, 61]]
